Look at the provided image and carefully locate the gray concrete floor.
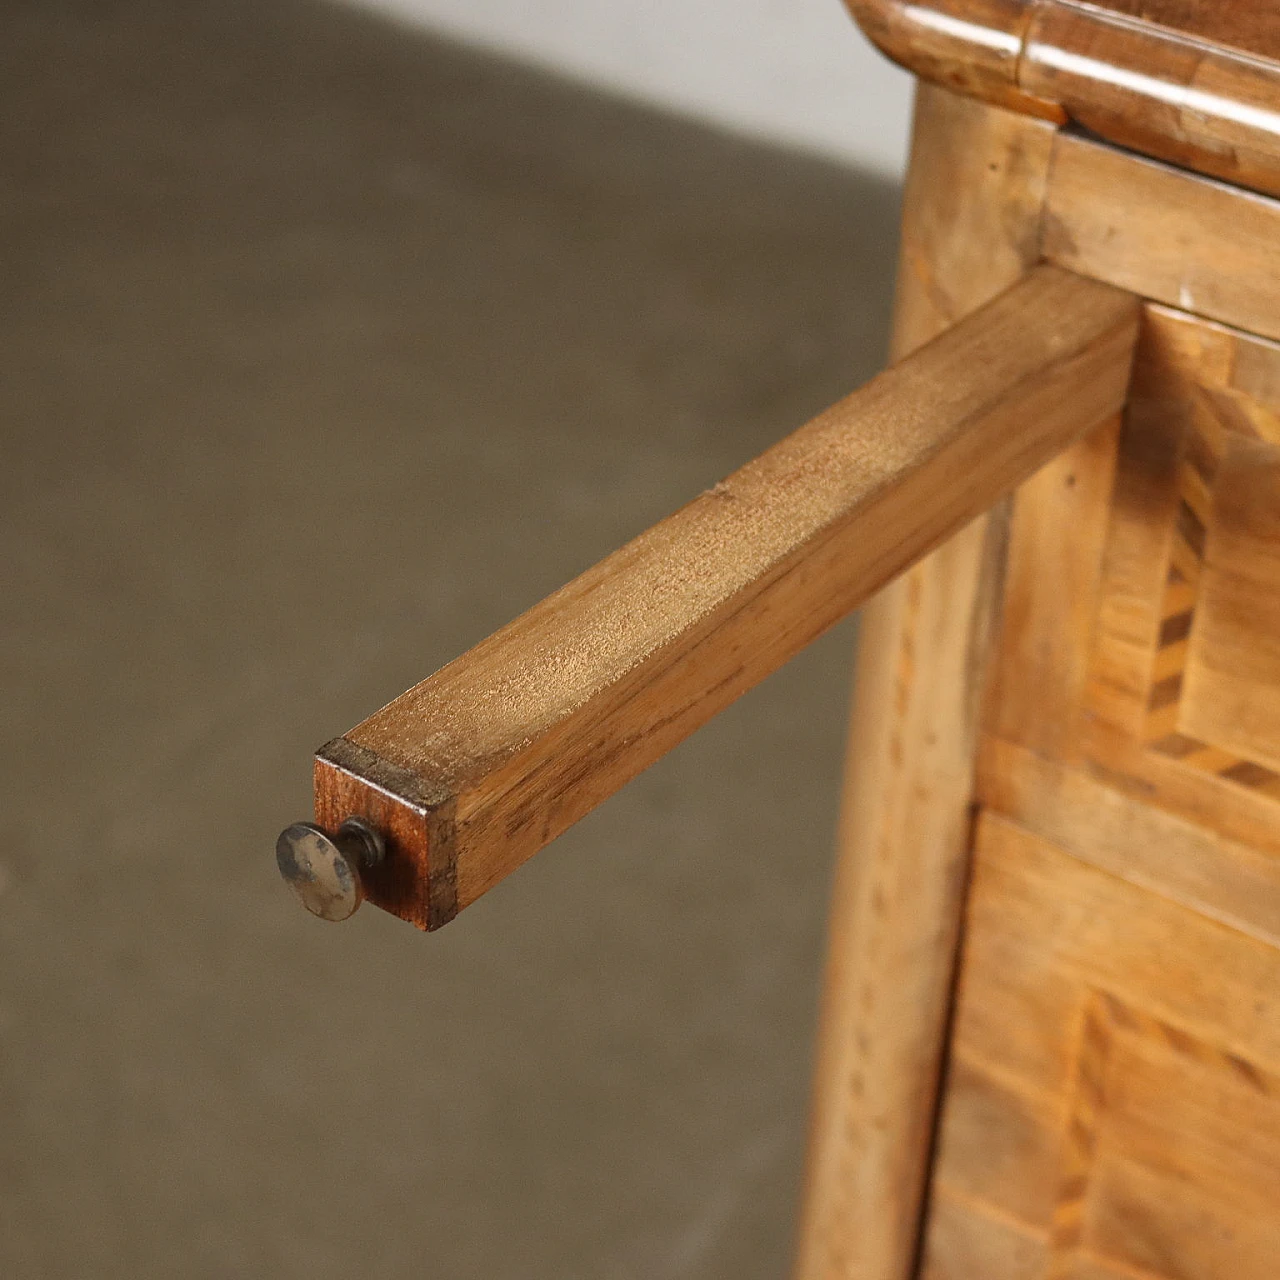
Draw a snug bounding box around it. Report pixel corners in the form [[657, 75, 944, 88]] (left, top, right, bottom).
[[1, 2, 900, 1276]]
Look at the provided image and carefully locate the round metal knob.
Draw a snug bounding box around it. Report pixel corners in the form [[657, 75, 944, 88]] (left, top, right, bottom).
[[275, 817, 385, 922]]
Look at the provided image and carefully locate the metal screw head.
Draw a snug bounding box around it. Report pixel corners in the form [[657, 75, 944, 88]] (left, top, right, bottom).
[[275, 818, 384, 922]]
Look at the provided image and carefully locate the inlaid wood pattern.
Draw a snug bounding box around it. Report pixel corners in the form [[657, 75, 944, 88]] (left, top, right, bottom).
[[1047, 989, 1280, 1279], [1080, 308, 1280, 835], [965, 305, 1280, 863], [919, 816, 1280, 1280], [1043, 995, 1113, 1280], [950, 298, 1280, 1279], [1137, 377, 1280, 797]]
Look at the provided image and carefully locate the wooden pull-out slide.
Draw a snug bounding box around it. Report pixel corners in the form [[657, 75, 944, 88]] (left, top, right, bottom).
[[287, 265, 1139, 929]]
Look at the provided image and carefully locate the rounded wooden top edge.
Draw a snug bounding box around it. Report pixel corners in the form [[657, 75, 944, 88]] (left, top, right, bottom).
[[843, 0, 1280, 199], [842, 0, 1063, 118]]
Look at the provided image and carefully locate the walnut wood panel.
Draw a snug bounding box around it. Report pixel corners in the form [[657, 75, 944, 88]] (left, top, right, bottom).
[[793, 86, 1059, 1280], [1042, 131, 1280, 345], [843, 0, 1280, 198], [919, 815, 1280, 1279], [315, 264, 1136, 931]]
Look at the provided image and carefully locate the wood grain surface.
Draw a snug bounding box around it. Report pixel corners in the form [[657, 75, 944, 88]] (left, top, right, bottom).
[[978, 736, 1280, 951], [1082, 0, 1280, 58], [1180, 440, 1280, 771], [314, 260, 1138, 930], [919, 816, 1280, 1279], [1043, 131, 1280, 344], [792, 85, 1060, 1280]]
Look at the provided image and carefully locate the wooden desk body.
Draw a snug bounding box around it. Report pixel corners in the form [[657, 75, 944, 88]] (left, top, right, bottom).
[[796, 48, 1280, 1280]]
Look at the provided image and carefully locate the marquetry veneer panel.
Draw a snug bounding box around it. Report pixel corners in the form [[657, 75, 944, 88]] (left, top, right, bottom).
[[919, 816, 1280, 1280], [1087, 309, 1280, 848], [990, 304, 1280, 854]]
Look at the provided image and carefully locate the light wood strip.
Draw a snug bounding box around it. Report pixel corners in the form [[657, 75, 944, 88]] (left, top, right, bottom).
[[984, 414, 1121, 762], [977, 736, 1280, 950], [1182, 746, 1246, 776], [1043, 131, 1280, 343], [1149, 640, 1189, 684], [794, 86, 1060, 1280]]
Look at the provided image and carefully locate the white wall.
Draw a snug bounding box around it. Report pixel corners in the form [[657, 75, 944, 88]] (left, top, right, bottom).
[[342, 0, 914, 177]]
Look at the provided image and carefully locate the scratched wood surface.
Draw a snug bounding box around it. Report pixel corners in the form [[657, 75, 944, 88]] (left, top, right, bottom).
[[792, 84, 1059, 1280], [315, 261, 1137, 930], [919, 303, 1280, 1275]]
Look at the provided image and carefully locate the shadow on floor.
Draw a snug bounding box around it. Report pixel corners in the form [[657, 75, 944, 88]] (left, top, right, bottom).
[[1, 2, 901, 1276]]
